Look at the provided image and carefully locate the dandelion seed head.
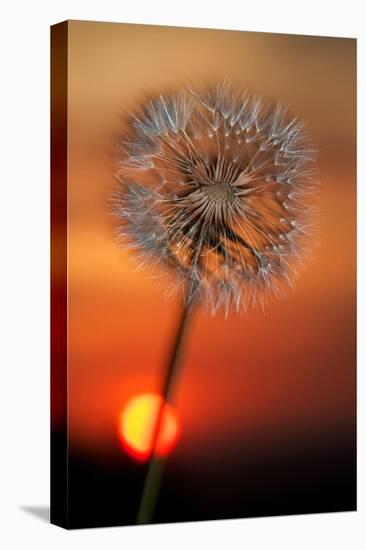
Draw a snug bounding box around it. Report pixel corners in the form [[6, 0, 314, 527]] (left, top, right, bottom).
[[113, 81, 318, 315]]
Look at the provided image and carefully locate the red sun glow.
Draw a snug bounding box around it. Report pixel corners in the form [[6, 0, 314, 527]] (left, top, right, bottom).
[[119, 393, 180, 461]]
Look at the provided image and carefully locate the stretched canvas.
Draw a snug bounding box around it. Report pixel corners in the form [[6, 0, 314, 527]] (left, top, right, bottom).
[[51, 20, 356, 529]]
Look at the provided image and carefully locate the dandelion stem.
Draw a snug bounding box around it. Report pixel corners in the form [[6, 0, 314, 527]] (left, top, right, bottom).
[[136, 296, 194, 524]]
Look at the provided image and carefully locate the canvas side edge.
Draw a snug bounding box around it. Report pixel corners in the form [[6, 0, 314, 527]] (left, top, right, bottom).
[[50, 20, 69, 530]]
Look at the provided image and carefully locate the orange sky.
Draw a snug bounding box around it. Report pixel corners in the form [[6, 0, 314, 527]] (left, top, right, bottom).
[[64, 21, 356, 463]]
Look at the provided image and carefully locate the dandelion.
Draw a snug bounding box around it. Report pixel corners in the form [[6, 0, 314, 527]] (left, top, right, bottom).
[[113, 81, 318, 524], [114, 81, 317, 316]]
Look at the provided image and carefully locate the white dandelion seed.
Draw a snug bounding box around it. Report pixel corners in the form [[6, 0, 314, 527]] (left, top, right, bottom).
[[114, 81, 318, 315]]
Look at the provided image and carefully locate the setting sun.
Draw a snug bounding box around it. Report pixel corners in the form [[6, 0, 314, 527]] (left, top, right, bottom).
[[119, 393, 179, 461]]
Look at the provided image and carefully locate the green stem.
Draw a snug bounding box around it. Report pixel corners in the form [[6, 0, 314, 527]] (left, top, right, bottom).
[[136, 300, 193, 524]]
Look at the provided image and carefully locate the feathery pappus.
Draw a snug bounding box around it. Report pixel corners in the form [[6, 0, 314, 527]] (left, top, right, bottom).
[[114, 81, 318, 315]]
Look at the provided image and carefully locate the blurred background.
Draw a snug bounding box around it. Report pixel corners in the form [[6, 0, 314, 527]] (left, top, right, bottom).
[[62, 20, 356, 527]]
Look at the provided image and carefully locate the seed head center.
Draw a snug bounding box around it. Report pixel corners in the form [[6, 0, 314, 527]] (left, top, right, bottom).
[[202, 182, 236, 205]]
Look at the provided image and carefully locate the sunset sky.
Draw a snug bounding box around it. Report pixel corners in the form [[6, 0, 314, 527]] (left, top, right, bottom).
[[61, 22, 356, 478]]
